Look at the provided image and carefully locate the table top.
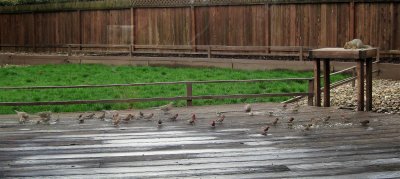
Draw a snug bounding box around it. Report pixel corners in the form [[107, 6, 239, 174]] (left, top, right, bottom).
[[309, 48, 377, 59]]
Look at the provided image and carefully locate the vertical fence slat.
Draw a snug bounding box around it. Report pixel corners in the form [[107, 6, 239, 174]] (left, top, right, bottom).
[[186, 82, 193, 106]]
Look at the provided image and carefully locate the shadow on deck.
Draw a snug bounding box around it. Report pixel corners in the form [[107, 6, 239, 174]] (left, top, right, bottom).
[[0, 103, 399, 178]]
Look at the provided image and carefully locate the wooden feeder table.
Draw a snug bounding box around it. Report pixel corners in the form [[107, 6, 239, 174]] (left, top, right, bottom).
[[309, 48, 377, 111]]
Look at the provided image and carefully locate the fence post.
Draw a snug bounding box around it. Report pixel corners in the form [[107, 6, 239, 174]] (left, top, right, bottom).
[[186, 82, 193, 106], [299, 46, 303, 61], [129, 45, 133, 57], [207, 46, 211, 59], [308, 79, 314, 106], [67, 44, 71, 56]]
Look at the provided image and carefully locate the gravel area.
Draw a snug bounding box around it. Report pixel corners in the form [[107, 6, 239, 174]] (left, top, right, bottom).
[[301, 79, 400, 115]]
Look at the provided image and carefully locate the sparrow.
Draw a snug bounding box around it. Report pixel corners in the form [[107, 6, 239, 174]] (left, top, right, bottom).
[[210, 120, 216, 128], [84, 113, 96, 119], [282, 103, 287, 110], [187, 113, 196, 125], [157, 119, 163, 127], [268, 111, 274, 117], [261, 126, 270, 136], [38, 111, 52, 123], [98, 111, 106, 121], [288, 117, 295, 123], [15, 110, 29, 124], [304, 123, 313, 131], [77, 114, 84, 124], [244, 104, 252, 113], [123, 114, 134, 123], [169, 114, 179, 121], [159, 102, 174, 114], [143, 113, 154, 121], [323, 116, 331, 123], [360, 120, 370, 126], [139, 111, 144, 118], [272, 118, 279, 125], [112, 113, 121, 126], [216, 115, 225, 123]]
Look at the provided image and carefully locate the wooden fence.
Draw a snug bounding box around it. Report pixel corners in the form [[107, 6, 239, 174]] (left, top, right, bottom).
[[0, 0, 399, 54]]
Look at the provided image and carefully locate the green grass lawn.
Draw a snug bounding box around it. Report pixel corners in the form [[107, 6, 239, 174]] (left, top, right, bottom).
[[0, 64, 348, 114]]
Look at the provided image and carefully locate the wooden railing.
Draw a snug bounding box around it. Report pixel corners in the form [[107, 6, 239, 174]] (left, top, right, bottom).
[[1, 44, 399, 59], [0, 78, 314, 107]]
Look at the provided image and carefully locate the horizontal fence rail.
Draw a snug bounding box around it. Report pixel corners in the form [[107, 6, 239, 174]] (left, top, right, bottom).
[[0, 78, 314, 107]]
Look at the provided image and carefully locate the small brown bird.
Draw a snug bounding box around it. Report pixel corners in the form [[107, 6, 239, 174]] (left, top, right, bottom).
[[157, 119, 163, 127], [360, 120, 370, 126], [187, 113, 196, 125], [112, 113, 121, 126], [77, 114, 85, 124], [98, 111, 106, 121], [268, 111, 274, 117], [216, 115, 225, 123], [139, 111, 144, 118], [282, 103, 287, 109], [85, 113, 96, 119], [159, 102, 174, 114], [323, 116, 331, 123], [123, 114, 134, 123], [15, 110, 29, 124], [272, 118, 279, 125], [38, 111, 52, 124], [169, 114, 179, 121], [261, 126, 270, 136], [244, 104, 252, 113], [210, 120, 216, 128], [288, 117, 295, 123], [143, 113, 154, 121], [304, 123, 313, 131]]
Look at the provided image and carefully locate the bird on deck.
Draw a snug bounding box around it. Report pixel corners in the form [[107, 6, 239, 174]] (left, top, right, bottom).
[[291, 103, 300, 113], [15, 110, 29, 124], [210, 120, 216, 128], [169, 114, 179, 121], [268, 111, 274, 117], [139, 111, 145, 119], [157, 119, 163, 128], [123, 114, 134, 123], [323, 116, 331, 123], [98, 111, 106, 121], [38, 111, 52, 124], [244, 104, 252, 113], [272, 118, 279, 126], [112, 113, 121, 127], [216, 114, 225, 123], [360, 120, 370, 126], [159, 102, 174, 114], [77, 114, 85, 124], [304, 123, 313, 131], [187, 113, 196, 125], [84, 113, 96, 119], [282, 103, 288, 110], [288, 117, 295, 123], [261, 126, 270, 136], [143, 113, 154, 121]]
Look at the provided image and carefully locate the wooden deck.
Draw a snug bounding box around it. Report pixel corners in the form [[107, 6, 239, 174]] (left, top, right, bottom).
[[0, 103, 399, 178]]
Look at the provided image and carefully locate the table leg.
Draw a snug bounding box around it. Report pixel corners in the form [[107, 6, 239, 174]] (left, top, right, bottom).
[[356, 60, 364, 111], [314, 59, 321, 107], [323, 59, 330, 107], [365, 58, 373, 111]]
